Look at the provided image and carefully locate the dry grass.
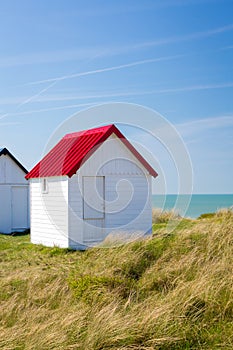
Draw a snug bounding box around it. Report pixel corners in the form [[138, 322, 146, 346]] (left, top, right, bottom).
[[0, 210, 233, 349], [152, 208, 181, 223]]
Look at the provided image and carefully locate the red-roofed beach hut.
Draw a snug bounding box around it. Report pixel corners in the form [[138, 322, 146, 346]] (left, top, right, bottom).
[[26, 124, 158, 249]]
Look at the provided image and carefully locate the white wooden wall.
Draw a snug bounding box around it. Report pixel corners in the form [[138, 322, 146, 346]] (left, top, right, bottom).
[[0, 155, 29, 234], [30, 177, 69, 248], [68, 134, 152, 248]]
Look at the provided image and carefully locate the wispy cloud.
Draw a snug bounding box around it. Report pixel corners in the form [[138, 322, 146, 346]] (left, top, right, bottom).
[[4, 102, 98, 116], [0, 122, 21, 126], [18, 82, 58, 107], [0, 97, 24, 105], [151, 82, 233, 94], [0, 92, 138, 105], [26, 55, 185, 85], [1, 22, 232, 69], [0, 81, 60, 121], [133, 23, 233, 50], [26, 81, 233, 100], [0, 48, 105, 68], [70, 0, 230, 17], [0, 55, 183, 119], [2, 81, 233, 108], [220, 44, 233, 51], [176, 115, 233, 137]]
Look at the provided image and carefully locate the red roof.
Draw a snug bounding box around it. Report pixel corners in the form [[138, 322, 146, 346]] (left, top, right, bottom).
[[26, 124, 158, 179]]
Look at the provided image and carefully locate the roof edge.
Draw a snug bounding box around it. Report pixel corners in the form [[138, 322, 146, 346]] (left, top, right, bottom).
[[0, 148, 28, 174]]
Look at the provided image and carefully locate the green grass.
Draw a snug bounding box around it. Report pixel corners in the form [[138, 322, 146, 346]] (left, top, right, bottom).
[[0, 210, 233, 349]]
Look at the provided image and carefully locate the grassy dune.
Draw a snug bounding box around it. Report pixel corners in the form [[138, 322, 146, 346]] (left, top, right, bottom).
[[0, 210, 233, 349]]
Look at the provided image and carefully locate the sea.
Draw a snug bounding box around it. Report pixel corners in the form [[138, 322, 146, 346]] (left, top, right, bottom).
[[152, 194, 233, 219]]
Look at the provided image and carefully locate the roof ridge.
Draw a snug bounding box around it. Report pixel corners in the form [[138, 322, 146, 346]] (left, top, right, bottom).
[[63, 124, 114, 139]]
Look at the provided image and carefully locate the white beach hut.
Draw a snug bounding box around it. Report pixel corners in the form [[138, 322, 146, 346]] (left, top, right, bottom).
[[0, 148, 29, 234], [26, 124, 158, 249]]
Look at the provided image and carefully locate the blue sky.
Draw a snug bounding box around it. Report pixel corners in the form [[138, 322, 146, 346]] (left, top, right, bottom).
[[0, 0, 233, 194]]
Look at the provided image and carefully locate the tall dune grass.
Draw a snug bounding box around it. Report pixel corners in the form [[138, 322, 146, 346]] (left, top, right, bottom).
[[0, 210, 232, 349], [152, 208, 181, 223]]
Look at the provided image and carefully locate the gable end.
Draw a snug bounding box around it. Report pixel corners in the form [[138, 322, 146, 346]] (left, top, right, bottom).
[[0, 148, 28, 174]]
